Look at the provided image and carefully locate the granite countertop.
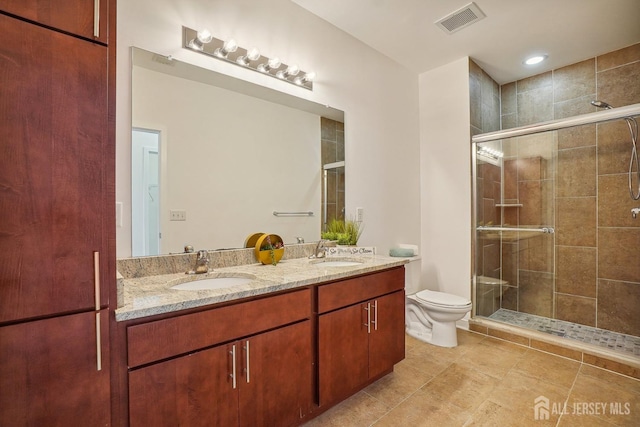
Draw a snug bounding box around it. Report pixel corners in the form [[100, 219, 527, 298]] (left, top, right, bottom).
[[115, 255, 410, 321]]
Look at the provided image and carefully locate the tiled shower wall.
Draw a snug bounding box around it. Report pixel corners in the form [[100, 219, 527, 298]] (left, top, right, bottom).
[[321, 117, 345, 227], [470, 59, 503, 316], [474, 43, 640, 337]]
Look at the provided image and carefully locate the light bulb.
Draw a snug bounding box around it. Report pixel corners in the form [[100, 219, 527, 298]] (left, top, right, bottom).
[[196, 29, 213, 44], [276, 64, 300, 79], [258, 57, 281, 73], [294, 72, 316, 86], [237, 47, 261, 66], [268, 57, 281, 68], [247, 48, 261, 61], [223, 39, 238, 53], [215, 38, 238, 58], [286, 64, 299, 76]]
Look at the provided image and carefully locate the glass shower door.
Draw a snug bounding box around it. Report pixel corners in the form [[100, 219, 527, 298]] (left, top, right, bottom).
[[474, 132, 556, 319]]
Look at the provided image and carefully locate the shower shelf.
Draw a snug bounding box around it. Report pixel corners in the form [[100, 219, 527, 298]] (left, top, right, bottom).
[[496, 204, 523, 208]]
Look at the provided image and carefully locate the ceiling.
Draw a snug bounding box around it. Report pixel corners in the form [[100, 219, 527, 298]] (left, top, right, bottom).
[[292, 0, 640, 84]]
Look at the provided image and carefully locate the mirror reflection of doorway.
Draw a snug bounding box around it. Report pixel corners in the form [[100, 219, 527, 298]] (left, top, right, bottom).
[[132, 128, 161, 256]]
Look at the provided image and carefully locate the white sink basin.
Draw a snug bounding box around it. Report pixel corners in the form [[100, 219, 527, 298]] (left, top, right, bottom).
[[310, 258, 365, 267], [171, 276, 254, 291]]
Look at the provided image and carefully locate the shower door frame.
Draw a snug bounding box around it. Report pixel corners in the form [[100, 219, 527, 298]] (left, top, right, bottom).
[[470, 102, 640, 318]]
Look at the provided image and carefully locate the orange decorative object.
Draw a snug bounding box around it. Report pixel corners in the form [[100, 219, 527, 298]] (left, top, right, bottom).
[[254, 233, 285, 265]]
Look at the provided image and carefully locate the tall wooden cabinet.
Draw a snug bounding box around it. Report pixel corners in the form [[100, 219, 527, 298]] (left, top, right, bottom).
[[0, 1, 115, 425]]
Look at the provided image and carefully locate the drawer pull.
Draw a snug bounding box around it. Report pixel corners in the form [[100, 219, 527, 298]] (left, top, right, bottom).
[[93, 0, 100, 37], [93, 252, 100, 310], [95, 312, 102, 371], [230, 345, 237, 389], [244, 340, 250, 383], [372, 300, 378, 331], [363, 303, 371, 334]]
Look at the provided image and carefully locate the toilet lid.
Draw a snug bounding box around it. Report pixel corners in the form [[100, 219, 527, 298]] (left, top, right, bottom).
[[415, 289, 471, 307]]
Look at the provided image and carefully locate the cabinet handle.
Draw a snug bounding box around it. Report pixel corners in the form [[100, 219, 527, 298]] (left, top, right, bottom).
[[363, 303, 371, 334], [95, 312, 102, 371], [93, 0, 100, 38], [372, 300, 378, 331], [230, 345, 237, 389], [244, 340, 250, 383], [93, 251, 100, 310]]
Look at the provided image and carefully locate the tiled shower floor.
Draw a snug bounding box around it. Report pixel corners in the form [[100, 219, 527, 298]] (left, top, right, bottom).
[[489, 308, 640, 357]]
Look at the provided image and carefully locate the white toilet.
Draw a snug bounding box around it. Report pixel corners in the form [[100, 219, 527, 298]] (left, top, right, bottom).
[[404, 257, 472, 347]]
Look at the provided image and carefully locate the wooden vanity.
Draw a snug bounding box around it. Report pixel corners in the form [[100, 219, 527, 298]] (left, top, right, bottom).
[[114, 265, 405, 426]]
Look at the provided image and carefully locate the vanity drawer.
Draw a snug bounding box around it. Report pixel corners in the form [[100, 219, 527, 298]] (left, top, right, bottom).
[[317, 267, 404, 314], [127, 288, 311, 368]]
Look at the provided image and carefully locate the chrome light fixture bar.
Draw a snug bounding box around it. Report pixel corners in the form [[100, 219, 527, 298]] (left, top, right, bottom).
[[183, 26, 315, 91]]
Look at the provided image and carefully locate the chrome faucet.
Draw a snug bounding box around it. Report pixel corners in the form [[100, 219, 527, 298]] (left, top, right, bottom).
[[194, 250, 210, 274], [632, 207, 640, 219], [310, 239, 328, 259]]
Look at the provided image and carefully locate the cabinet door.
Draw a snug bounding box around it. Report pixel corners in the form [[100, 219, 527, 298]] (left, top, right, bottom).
[[239, 320, 313, 427], [318, 303, 369, 405], [0, 310, 110, 426], [0, 0, 109, 42], [129, 343, 239, 427], [0, 14, 108, 322], [368, 290, 406, 379]]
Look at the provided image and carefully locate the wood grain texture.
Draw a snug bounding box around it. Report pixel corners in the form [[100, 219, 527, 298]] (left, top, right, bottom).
[[0, 14, 109, 322], [368, 290, 406, 379], [0, 310, 110, 426], [127, 288, 311, 367], [0, 0, 109, 43], [318, 303, 369, 405], [317, 267, 404, 314]]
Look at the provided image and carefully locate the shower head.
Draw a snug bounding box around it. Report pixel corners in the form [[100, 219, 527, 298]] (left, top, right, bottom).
[[591, 100, 614, 109]]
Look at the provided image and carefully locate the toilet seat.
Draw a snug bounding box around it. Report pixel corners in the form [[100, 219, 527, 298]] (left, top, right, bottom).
[[415, 289, 471, 308]]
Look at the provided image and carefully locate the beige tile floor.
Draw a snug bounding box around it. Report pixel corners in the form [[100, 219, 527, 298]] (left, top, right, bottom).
[[304, 330, 640, 426]]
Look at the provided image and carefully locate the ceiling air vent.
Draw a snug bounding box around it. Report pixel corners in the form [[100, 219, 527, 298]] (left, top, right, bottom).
[[435, 2, 486, 34]]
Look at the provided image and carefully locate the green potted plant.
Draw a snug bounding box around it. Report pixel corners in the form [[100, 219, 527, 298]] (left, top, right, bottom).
[[321, 218, 363, 246]]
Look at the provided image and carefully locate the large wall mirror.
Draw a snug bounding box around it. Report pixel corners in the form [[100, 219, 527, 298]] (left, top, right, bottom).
[[130, 47, 344, 256]]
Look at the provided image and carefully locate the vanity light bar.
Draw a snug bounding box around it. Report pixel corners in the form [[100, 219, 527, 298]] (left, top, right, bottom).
[[183, 26, 315, 91]]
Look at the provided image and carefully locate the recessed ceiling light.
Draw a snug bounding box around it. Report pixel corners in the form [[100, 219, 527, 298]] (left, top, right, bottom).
[[524, 55, 548, 65]]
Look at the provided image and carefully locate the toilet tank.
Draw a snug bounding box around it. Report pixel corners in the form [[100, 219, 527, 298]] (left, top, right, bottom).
[[404, 257, 422, 295]]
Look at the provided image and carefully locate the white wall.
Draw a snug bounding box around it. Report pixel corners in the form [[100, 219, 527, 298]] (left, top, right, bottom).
[[116, 0, 421, 257], [419, 58, 472, 300]]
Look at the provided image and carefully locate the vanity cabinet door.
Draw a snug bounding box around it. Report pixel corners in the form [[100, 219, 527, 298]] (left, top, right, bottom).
[[0, 0, 109, 43], [129, 343, 239, 427], [129, 320, 313, 427], [0, 13, 109, 323], [368, 290, 406, 379], [318, 303, 369, 405], [239, 320, 313, 427], [318, 287, 406, 407], [0, 311, 110, 426]]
